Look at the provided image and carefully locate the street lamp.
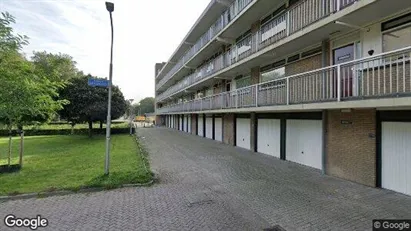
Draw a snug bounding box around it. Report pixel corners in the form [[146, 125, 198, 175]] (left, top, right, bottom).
[[128, 99, 134, 135], [104, 1, 114, 175]]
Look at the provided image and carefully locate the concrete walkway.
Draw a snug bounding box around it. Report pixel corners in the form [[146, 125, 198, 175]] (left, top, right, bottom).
[[1, 127, 410, 230]]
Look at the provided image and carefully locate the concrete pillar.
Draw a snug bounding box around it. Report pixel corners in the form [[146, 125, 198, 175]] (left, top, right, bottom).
[[322, 39, 330, 67], [251, 20, 261, 53], [223, 113, 235, 146], [250, 112, 257, 152]]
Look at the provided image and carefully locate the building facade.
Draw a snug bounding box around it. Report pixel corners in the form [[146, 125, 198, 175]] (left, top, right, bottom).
[[154, 0, 411, 196]]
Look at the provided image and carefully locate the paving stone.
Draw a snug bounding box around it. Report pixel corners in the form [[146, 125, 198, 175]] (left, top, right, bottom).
[[1, 127, 410, 231]]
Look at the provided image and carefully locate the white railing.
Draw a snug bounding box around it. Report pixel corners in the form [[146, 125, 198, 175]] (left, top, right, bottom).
[[156, 0, 253, 88], [157, 0, 360, 98], [156, 46, 411, 113]]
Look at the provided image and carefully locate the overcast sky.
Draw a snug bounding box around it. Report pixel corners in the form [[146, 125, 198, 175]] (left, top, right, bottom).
[[0, 0, 210, 102]]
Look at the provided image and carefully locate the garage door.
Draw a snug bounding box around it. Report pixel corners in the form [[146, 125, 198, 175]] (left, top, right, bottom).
[[206, 117, 213, 139], [198, 115, 204, 137], [168, 116, 170, 128], [236, 118, 250, 150], [257, 119, 281, 158], [171, 115, 174, 128], [188, 115, 192, 133], [214, 118, 222, 142], [179, 116, 183, 131], [382, 122, 411, 196], [286, 120, 322, 169]]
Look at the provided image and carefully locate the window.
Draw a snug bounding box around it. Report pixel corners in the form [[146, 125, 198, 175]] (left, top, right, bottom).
[[260, 67, 285, 83], [205, 88, 213, 96], [235, 75, 251, 89], [287, 54, 300, 63], [301, 46, 322, 58], [382, 13, 411, 53], [382, 25, 411, 52]]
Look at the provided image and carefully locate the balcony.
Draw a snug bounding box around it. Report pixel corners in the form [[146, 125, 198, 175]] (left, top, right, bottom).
[[156, 0, 362, 101], [157, 46, 411, 114], [156, 0, 254, 90]]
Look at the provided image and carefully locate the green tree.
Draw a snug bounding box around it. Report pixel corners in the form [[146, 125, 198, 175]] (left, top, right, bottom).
[[31, 51, 79, 82], [0, 12, 28, 52], [0, 12, 66, 167], [0, 12, 65, 129], [59, 75, 127, 137], [133, 97, 154, 115]]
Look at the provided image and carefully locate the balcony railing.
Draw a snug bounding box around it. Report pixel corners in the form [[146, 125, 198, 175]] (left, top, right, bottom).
[[156, 0, 254, 89], [157, 46, 411, 114], [157, 0, 360, 99]]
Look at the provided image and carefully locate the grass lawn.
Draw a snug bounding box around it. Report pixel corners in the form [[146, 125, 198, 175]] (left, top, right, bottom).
[[0, 134, 151, 196]]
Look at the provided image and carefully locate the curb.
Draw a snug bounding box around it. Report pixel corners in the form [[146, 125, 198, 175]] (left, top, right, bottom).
[[0, 180, 155, 202]]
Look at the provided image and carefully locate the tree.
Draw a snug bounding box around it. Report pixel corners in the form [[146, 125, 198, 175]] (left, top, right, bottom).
[[0, 12, 66, 167], [0, 12, 28, 52], [132, 97, 154, 115], [59, 75, 127, 137], [31, 51, 79, 83]]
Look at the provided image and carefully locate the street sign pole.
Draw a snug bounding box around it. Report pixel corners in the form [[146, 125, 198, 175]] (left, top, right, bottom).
[[105, 3, 114, 175]]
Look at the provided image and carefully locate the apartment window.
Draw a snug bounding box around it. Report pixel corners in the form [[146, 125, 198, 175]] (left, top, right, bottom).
[[235, 75, 251, 89], [287, 54, 300, 63], [382, 13, 411, 52], [205, 88, 213, 96], [288, 0, 300, 7], [382, 25, 411, 52], [260, 66, 285, 83], [261, 4, 286, 26], [301, 46, 322, 58]]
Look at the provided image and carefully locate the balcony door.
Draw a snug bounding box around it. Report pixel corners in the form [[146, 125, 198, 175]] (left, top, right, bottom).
[[333, 44, 355, 98]]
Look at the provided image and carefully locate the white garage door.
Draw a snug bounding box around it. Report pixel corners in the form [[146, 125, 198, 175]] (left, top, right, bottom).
[[214, 118, 223, 142], [188, 115, 192, 133], [168, 116, 171, 128], [236, 118, 250, 150], [257, 119, 281, 158], [198, 115, 204, 137], [382, 122, 411, 196], [286, 120, 322, 169], [206, 117, 213, 139], [171, 115, 174, 128], [179, 116, 183, 131]]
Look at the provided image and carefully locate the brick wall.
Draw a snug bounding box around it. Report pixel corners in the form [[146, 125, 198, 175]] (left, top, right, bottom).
[[286, 54, 323, 103], [223, 113, 235, 146], [250, 113, 256, 151], [285, 54, 322, 76], [326, 109, 376, 187], [155, 115, 162, 126], [191, 114, 197, 135], [251, 67, 260, 85]]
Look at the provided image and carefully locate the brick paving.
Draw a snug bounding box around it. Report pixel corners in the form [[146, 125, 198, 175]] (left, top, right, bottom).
[[1, 127, 410, 231]]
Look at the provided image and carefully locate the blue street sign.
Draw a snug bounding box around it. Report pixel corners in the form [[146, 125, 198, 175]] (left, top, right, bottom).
[[88, 78, 109, 87]]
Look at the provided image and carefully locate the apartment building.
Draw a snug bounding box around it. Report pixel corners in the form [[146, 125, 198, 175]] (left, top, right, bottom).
[[154, 0, 411, 196]]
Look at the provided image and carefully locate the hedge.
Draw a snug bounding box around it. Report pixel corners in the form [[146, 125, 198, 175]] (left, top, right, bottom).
[[0, 128, 130, 137]]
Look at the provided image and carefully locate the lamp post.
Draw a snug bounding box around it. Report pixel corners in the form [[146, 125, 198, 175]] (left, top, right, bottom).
[[105, 1, 114, 175], [128, 99, 134, 135]]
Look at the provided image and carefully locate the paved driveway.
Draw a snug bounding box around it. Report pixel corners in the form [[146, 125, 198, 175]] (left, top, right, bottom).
[[1, 128, 410, 231]]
